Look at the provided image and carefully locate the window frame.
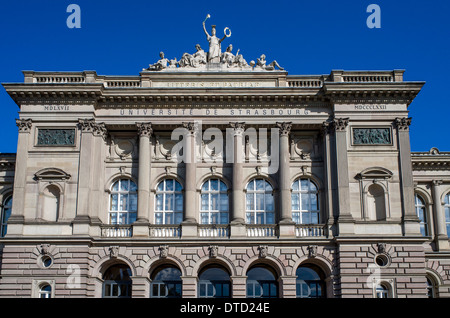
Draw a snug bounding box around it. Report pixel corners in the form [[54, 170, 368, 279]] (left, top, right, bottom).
[[291, 178, 320, 225], [108, 179, 138, 225], [1, 194, 12, 237], [200, 178, 229, 225], [445, 193, 450, 238], [414, 193, 428, 236], [245, 179, 275, 225], [154, 179, 183, 225]]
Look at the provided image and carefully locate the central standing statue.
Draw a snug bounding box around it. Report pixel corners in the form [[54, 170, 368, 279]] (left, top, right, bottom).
[[202, 14, 231, 63]]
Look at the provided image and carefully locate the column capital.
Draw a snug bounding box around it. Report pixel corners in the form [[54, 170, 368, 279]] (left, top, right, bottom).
[[229, 122, 246, 135], [332, 117, 349, 132], [394, 117, 412, 131], [182, 122, 199, 135], [276, 122, 292, 136], [136, 122, 153, 137], [16, 118, 32, 133], [78, 118, 108, 139], [432, 179, 443, 186], [321, 120, 332, 135]]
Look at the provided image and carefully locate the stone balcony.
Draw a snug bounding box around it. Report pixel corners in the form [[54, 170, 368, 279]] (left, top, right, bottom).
[[99, 223, 329, 239]]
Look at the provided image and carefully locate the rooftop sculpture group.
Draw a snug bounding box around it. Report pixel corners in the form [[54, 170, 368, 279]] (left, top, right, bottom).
[[145, 14, 284, 72]]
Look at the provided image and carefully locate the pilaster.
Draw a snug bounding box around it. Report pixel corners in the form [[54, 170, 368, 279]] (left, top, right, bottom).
[[432, 180, 449, 250]]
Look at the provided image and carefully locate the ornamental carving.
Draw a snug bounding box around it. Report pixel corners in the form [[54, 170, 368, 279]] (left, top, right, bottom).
[[208, 245, 218, 258], [136, 122, 153, 137], [307, 245, 318, 258], [39, 244, 51, 256], [332, 118, 349, 131], [16, 118, 32, 133], [159, 245, 169, 258], [182, 122, 199, 135], [394, 117, 412, 131], [143, 15, 284, 72], [276, 122, 292, 136], [37, 129, 75, 146], [352, 128, 391, 145], [229, 122, 246, 136], [258, 245, 268, 258], [109, 246, 119, 258], [78, 119, 107, 138]]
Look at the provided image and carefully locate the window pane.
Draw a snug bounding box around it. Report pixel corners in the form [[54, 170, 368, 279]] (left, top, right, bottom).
[[128, 213, 137, 224], [157, 182, 164, 192], [211, 193, 219, 210], [247, 180, 254, 191], [220, 194, 228, 211], [202, 181, 209, 192], [110, 194, 118, 211], [292, 180, 299, 191], [201, 194, 209, 211], [166, 179, 174, 191], [265, 194, 274, 211], [120, 180, 129, 191], [301, 193, 309, 211], [201, 213, 208, 224], [112, 182, 119, 192], [246, 194, 254, 211], [210, 179, 219, 191], [165, 194, 174, 211], [156, 194, 163, 211], [256, 179, 264, 191], [175, 194, 183, 211], [301, 179, 309, 191], [266, 212, 274, 224], [256, 193, 264, 210], [129, 181, 137, 192], [310, 194, 318, 211], [129, 194, 137, 212], [174, 181, 182, 192], [155, 213, 163, 225], [175, 212, 183, 224], [246, 212, 254, 224], [120, 194, 128, 211], [110, 212, 117, 224], [219, 181, 227, 192], [292, 193, 300, 211]]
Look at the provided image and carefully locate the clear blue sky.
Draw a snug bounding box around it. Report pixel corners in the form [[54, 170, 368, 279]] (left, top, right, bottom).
[[0, 0, 449, 153]]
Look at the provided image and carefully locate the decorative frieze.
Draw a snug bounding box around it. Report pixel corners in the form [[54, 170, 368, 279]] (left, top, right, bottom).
[[352, 128, 391, 145], [37, 129, 76, 146]]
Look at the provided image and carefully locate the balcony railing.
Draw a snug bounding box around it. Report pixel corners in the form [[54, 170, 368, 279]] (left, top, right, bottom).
[[246, 224, 278, 238], [149, 225, 181, 238], [101, 225, 133, 238], [295, 224, 327, 238], [198, 224, 229, 238], [99, 223, 327, 239]]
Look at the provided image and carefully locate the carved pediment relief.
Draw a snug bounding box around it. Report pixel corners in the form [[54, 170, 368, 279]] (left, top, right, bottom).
[[357, 167, 393, 180], [34, 168, 71, 181]]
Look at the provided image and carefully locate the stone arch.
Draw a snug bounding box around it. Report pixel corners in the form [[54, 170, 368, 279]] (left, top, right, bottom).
[[91, 254, 137, 280], [192, 254, 237, 278], [145, 255, 187, 279], [241, 255, 287, 278]]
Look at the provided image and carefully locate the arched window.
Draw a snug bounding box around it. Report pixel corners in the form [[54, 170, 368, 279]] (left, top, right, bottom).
[[427, 276, 438, 298], [198, 265, 231, 298], [295, 264, 326, 298], [291, 178, 319, 224], [38, 284, 52, 298], [42, 185, 60, 222], [150, 265, 182, 298], [375, 283, 390, 298], [102, 264, 132, 298], [367, 184, 386, 221], [414, 194, 428, 236], [246, 179, 274, 224], [109, 179, 137, 225], [155, 179, 183, 225], [200, 179, 229, 224], [445, 193, 450, 237], [246, 265, 278, 298], [1, 195, 12, 237]]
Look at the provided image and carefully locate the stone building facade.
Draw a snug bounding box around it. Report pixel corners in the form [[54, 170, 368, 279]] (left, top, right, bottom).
[[0, 63, 449, 298]]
